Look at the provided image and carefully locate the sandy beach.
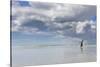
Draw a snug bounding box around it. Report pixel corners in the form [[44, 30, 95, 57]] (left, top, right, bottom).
[[12, 44, 96, 67]]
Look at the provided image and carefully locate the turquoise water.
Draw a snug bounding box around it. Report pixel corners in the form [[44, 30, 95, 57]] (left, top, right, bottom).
[[12, 45, 96, 67]]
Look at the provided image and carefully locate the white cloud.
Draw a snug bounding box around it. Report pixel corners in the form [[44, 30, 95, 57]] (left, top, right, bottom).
[[11, 1, 96, 42], [76, 21, 88, 34], [76, 20, 96, 34], [12, 1, 96, 24]]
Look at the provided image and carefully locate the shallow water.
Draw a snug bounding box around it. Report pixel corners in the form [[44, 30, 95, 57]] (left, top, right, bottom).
[[12, 45, 96, 67]]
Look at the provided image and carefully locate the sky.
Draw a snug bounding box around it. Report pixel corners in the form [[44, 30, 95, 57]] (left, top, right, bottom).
[[11, 1, 96, 46]]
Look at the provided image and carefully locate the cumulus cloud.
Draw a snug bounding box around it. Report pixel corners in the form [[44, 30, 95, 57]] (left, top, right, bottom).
[[11, 1, 96, 42], [76, 20, 96, 34]]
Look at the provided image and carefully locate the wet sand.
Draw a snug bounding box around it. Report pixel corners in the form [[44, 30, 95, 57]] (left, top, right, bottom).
[[12, 45, 96, 67]]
